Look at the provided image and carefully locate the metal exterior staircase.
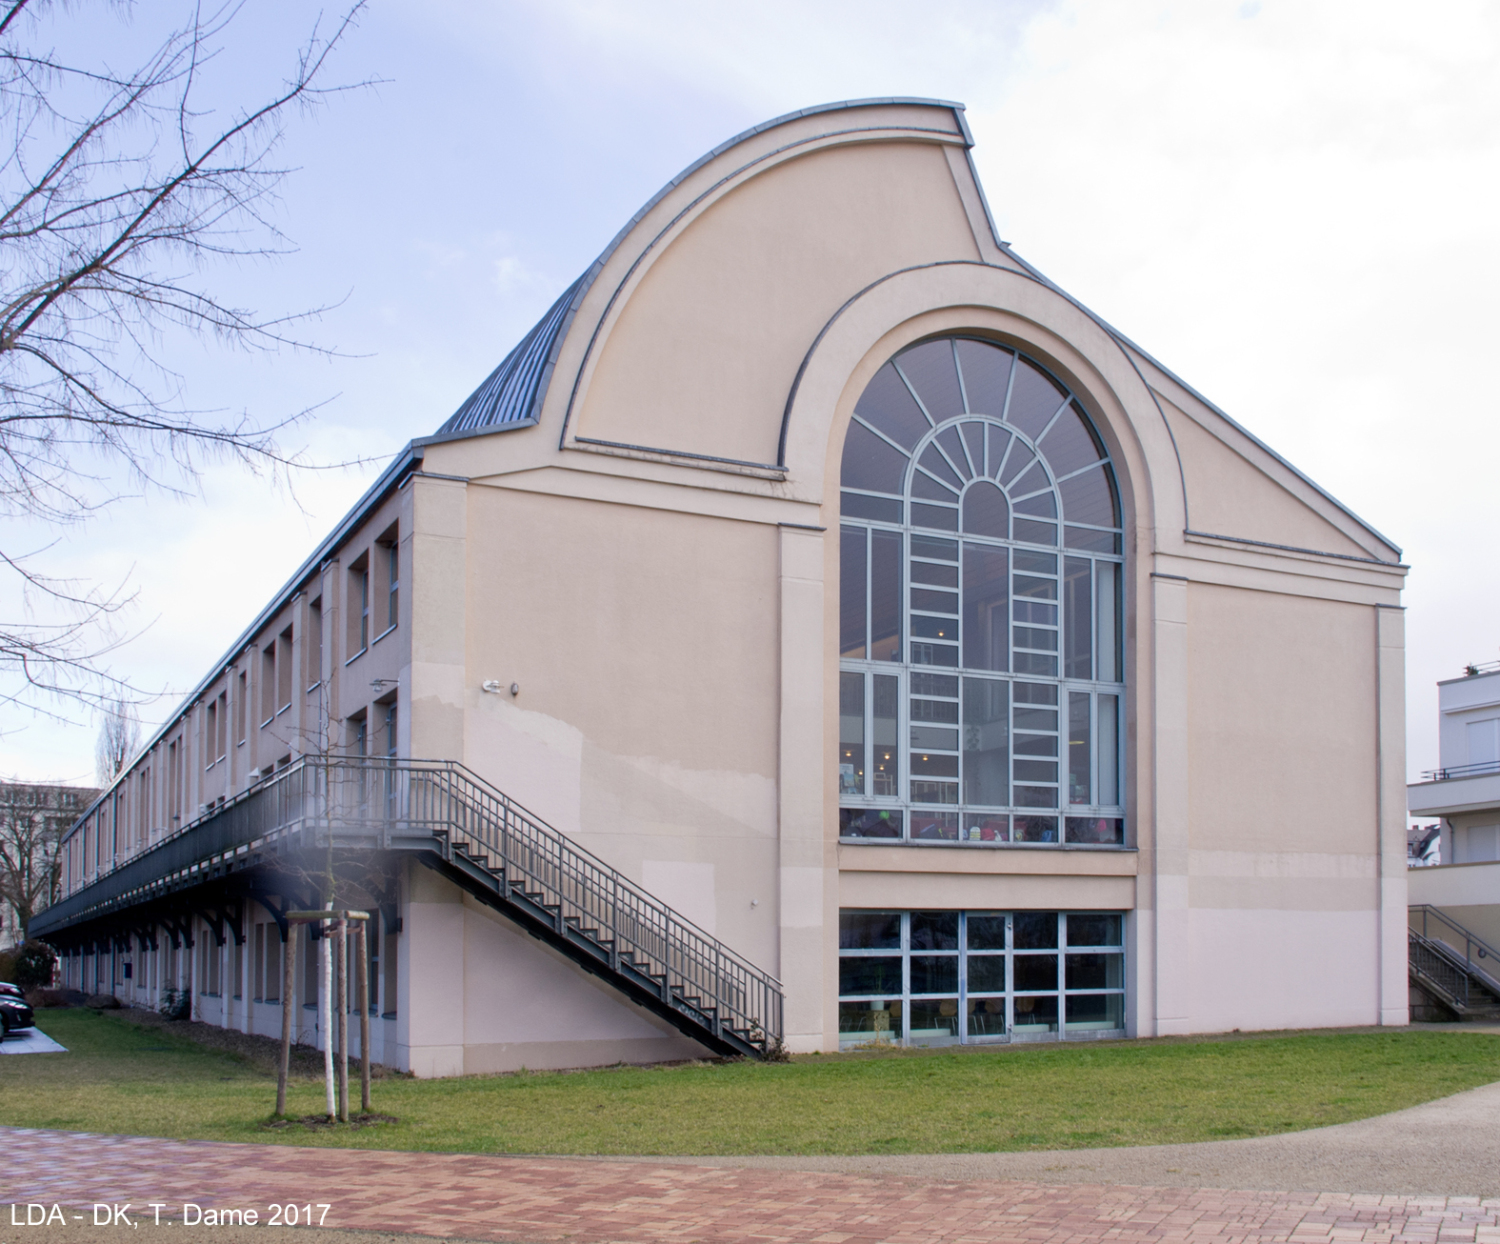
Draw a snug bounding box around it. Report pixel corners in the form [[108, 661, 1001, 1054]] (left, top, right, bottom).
[[33, 757, 784, 1059], [1408, 905, 1500, 1022]]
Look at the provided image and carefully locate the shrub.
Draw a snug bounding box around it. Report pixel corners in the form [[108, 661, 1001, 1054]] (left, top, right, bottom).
[[7, 941, 57, 991]]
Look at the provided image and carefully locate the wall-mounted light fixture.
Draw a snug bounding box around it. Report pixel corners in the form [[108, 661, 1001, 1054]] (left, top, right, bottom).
[[481, 681, 521, 696]]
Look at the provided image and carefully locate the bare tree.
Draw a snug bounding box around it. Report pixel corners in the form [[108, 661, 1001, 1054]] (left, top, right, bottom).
[[0, 780, 95, 944], [0, 0, 367, 718], [94, 696, 139, 785]]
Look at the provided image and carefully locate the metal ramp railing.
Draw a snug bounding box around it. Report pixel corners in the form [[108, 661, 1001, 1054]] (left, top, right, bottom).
[[1408, 905, 1500, 1019], [36, 757, 784, 1059]]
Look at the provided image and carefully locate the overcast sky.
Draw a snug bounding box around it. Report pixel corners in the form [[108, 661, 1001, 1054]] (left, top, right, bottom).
[[3, 0, 1496, 792]]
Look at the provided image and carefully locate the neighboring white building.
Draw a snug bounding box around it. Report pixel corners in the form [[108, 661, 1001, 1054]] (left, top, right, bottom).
[[35, 100, 1412, 1075], [1408, 662, 1500, 957]]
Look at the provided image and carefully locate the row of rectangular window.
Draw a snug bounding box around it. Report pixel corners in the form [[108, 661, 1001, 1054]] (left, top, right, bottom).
[[839, 809, 1124, 846], [838, 911, 1125, 1045], [840, 527, 1121, 684], [839, 669, 1123, 820]]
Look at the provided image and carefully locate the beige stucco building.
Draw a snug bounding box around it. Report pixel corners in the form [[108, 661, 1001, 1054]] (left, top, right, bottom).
[[38, 99, 1410, 1074]]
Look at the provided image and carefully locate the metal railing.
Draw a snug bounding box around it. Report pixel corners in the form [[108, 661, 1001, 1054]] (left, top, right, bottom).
[[1409, 905, 1500, 1002], [38, 757, 784, 1051], [1418, 760, 1500, 782]]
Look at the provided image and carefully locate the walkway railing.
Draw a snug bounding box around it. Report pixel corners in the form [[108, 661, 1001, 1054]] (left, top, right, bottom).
[[35, 757, 784, 1055]]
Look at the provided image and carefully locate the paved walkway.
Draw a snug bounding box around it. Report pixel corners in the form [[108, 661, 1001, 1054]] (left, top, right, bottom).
[[0, 1025, 67, 1054], [4, 1120, 1500, 1244]]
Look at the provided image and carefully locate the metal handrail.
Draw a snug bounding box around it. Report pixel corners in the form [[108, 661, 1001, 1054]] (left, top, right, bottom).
[[1410, 904, 1500, 1000], [40, 756, 784, 1049], [1418, 760, 1500, 782]]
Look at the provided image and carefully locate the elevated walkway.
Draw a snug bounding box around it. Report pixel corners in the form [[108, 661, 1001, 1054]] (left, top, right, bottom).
[[31, 757, 783, 1059], [1408, 905, 1500, 1022]]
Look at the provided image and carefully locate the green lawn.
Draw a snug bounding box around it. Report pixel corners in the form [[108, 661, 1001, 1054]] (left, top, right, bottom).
[[4, 1009, 1498, 1156]]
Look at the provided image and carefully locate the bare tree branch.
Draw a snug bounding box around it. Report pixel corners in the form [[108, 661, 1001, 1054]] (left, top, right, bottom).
[[0, 0, 374, 716]]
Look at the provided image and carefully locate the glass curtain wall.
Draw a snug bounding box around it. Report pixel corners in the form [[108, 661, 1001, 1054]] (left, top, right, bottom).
[[838, 909, 1125, 1046], [839, 337, 1126, 846]]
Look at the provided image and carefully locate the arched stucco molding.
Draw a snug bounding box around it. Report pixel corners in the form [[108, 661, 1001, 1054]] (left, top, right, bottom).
[[543, 114, 975, 459], [779, 261, 1186, 546]]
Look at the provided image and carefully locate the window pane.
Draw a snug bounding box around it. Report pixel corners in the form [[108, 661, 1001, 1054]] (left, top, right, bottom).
[[913, 470, 959, 501], [1013, 993, 1058, 1032], [898, 340, 965, 424], [871, 530, 902, 661], [912, 616, 956, 640], [1013, 490, 1056, 517], [912, 725, 958, 749], [912, 587, 958, 614], [1000, 446, 1036, 488], [962, 677, 1009, 806], [841, 420, 910, 494], [855, 364, 931, 450], [911, 807, 960, 834], [840, 911, 901, 949], [936, 425, 974, 480], [1014, 574, 1057, 599], [1063, 557, 1092, 679], [840, 1000, 900, 1040], [840, 956, 903, 996], [1014, 651, 1058, 676], [911, 641, 959, 668], [962, 544, 1008, 672], [955, 339, 1013, 420], [1066, 953, 1123, 991], [1014, 626, 1057, 651], [963, 812, 1010, 843], [1065, 525, 1119, 554], [961, 481, 1009, 538], [908, 998, 960, 1043], [911, 503, 959, 532], [1013, 814, 1058, 843], [967, 955, 1007, 992], [840, 527, 867, 659], [1065, 816, 1123, 845], [1059, 464, 1118, 527], [968, 995, 1009, 1036], [919, 443, 963, 489], [1005, 358, 1067, 438], [1014, 955, 1058, 992], [840, 808, 903, 838], [1015, 682, 1058, 706], [911, 696, 959, 724], [911, 780, 959, 805], [1013, 785, 1056, 808], [839, 672, 865, 796], [1014, 912, 1058, 949], [961, 421, 985, 473], [1065, 993, 1123, 1029], [1069, 692, 1091, 805], [910, 956, 959, 994], [912, 535, 958, 562], [911, 912, 959, 949], [967, 914, 1007, 950], [1013, 519, 1058, 547], [911, 753, 958, 777], [911, 560, 959, 587], [1067, 914, 1122, 947], [841, 492, 902, 523], [1098, 694, 1119, 805], [873, 676, 899, 797], [1096, 562, 1120, 683]]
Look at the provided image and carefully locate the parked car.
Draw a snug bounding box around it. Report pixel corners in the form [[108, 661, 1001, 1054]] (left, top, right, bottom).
[[0, 991, 34, 1037], [0, 981, 23, 998]]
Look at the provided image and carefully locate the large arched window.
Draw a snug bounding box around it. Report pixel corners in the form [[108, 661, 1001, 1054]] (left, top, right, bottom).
[[838, 336, 1125, 847]]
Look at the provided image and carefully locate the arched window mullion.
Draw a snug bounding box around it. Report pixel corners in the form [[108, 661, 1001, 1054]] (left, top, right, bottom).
[[911, 465, 960, 498], [852, 412, 917, 461], [1050, 459, 1114, 486], [951, 339, 971, 415], [1008, 483, 1059, 506], [892, 361, 937, 430], [950, 419, 981, 479], [924, 435, 969, 490], [990, 429, 1021, 483], [1034, 397, 1072, 445]]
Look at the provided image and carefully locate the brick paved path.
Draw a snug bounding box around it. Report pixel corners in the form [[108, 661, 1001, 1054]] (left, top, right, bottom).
[[3, 1127, 1499, 1244]]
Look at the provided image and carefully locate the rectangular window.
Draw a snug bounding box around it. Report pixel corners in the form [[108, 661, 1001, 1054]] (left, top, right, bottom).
[[205, 701, 217, 769], [387, 541, 399, 632], [253, 923, 265, 1000], [308, 598, 323, 691], [261, 645, 276, 725], [1095, 561, 1120, 683], [383, 917, 398, 1018], [1069, 692, 1091, 804], [872, 674, 899, 797], [840, 526, 868, 659], [352, 713, 367, 757], [348, 555, 370, 656], [277, 626, 293, 712], [962, 544, 1008, 672], [236, 672, 247, 743], [1098, 693, 1119, 805], [385, 702, 398, 757], [839, 672, 865, 796], [870, 530, 902, 661], [1063, 557, 1092, 679], [263, 927, 281, 1003], [962, 677, 1009, 809], [838, 909, 1125, 1047]]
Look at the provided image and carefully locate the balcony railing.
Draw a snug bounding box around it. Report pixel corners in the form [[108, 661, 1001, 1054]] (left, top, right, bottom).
[[1418, 759, 1500, 782]]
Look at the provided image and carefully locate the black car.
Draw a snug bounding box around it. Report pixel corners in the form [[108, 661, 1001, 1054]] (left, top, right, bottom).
[[0, 980, 22, 998], [0, 989, 34, 1037]]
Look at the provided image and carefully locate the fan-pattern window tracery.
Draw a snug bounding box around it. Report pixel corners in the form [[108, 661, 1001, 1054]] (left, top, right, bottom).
[[838, 337, 1126, 847]]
